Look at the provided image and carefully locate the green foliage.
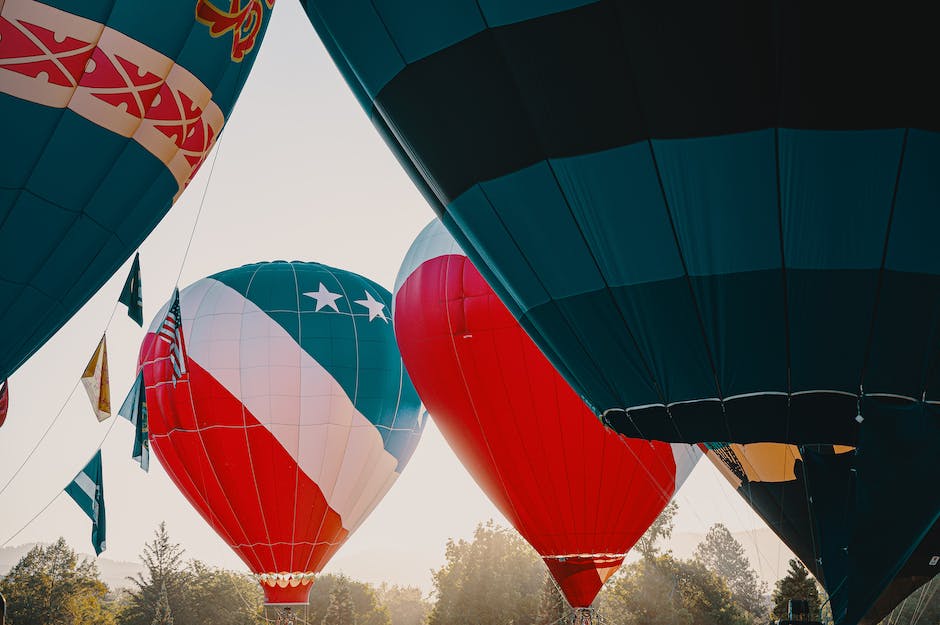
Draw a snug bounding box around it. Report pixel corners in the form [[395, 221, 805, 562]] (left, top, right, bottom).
[[0, 537, 114, 625], [323, 576, 358, 625], [600, 555, 750, 625], [120, 522, 194, 625], [307, 574, 390, 625], [535, 575, 569, 625], [633, 501, 678, 561], [152, 582, 173, 625], [693, 524, 768, 621], [770, 559, 821, 622], [185, 561, 264, 625], [118, 523, 264, 625], [376, 583, 430, 625], [428, 520, 544, 625]]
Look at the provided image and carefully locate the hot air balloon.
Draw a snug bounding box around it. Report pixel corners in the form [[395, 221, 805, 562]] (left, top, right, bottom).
[[702, 442, 939, 625], [394, 220, 699, 613], [0, 380, 8, 429], [139, 261, 425, 606], [298, 3, 940, 623], [0, 0, 274, 380]]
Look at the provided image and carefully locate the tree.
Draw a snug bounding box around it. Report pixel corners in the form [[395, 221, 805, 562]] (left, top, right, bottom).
[[428, 520, 544, 625], [634, 501, 678, 561], [693, 524, 768, 621], [376, 583, 430, 625], [601, 555, 750, 625], [324, 576, 357, 625], [308, 574, 390, 625], [771, 559, 821, 622], [152, 582, 173, 625], [186, 561, 265, 625], [535, 575, 569, 625], [0, 538, 114, 625], [121, 522, 195, 625]]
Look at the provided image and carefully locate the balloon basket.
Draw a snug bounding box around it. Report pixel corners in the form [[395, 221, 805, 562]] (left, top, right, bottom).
[[265, 605, 303, 625], [572, 607, 597, 625]]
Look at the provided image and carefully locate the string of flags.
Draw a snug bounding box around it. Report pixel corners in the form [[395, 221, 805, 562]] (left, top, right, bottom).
[[63, 254, 157, 555], [4, 249, 189, 557]]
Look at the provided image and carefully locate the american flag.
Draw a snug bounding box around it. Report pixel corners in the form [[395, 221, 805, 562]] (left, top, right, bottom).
[[158, 288, 187, 385]]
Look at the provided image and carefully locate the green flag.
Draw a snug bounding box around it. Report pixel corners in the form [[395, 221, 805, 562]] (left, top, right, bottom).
[[118, 253, 143, 327], [118, 372, 149, 472], [64, 450, 106, 555]]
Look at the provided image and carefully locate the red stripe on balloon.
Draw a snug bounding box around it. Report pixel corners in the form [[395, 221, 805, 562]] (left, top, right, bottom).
[[140, 333, 349, 595]]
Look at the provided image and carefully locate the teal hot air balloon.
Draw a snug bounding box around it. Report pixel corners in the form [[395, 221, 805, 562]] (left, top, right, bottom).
[[298, 2, 939, 624], [0, 0, 275, 380]]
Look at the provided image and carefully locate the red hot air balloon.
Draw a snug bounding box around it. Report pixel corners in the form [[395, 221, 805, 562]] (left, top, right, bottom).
[[0, 380, 8, 429], [393, 221, 700, 610], [139, 262, 425, 606]]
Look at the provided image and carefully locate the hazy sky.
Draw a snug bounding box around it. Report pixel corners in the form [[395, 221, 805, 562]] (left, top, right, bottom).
[[0, 0, 795, 591]]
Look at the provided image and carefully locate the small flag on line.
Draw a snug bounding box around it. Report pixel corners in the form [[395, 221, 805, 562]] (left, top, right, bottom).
[[81, 336, 111, 422], [0, 379, 8, 429], [119, 372, 150, 472], [158, 288, 187, 386], [65, 450, 106, 555], [119, 252, 144, 327]]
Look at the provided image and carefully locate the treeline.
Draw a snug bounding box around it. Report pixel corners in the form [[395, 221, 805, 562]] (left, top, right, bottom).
[[429, 503, 772, 625], [0, 510, 934, 625], [0, 524, 429, 625]]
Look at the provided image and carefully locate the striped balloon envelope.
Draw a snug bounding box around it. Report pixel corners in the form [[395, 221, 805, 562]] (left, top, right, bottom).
[[0, 0, 273, 380], [394, 221, 700, 610], [139, 261, 425, 606]]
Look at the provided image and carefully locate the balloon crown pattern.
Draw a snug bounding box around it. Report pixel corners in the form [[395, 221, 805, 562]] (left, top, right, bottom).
[[196, 0, 275, 62]]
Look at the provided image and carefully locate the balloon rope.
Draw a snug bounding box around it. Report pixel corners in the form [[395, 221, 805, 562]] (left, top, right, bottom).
[[0, 492, 63, 548], [225, 573, 276, 624], [0, 382, 80, 499], [910, 578, 938, 625], [0, 414, 119, 548], [0, 300, 121, 500], [0, 126, 218, 547], [176, 130, 225, 286]]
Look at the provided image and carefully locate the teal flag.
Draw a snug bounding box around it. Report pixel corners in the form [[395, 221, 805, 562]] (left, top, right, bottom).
[[64, 450, 106, 555], [119, 372, 149, 472], [118, 253, 143, 327]]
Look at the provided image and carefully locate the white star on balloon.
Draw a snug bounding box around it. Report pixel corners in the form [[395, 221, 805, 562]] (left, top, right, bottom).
[[354, 291, 388, 323], [303, 283, 343, 312]]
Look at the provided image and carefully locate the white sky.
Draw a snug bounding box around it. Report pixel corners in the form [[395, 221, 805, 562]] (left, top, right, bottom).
[[0, 0, 795, 592]]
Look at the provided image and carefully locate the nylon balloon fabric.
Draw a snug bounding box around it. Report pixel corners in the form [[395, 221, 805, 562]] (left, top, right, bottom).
[[394, 221, 699, 608], [0, 0, 274, 380], [299, 2, 940, 622], [139, 262, 425, 606]]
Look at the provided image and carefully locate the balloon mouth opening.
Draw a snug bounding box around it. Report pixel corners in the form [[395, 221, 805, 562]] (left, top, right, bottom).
[[256, 572, 316, 606]]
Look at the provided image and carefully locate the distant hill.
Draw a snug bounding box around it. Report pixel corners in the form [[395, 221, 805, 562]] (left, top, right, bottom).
[[0, 543, 145, 591]]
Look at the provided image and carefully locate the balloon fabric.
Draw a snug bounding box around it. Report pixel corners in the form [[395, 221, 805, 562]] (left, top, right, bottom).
[[298, 3, 940, 622], [0, 0, 274, 380], [139, 261, 425, 605], [394, 221, 699, 608]]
